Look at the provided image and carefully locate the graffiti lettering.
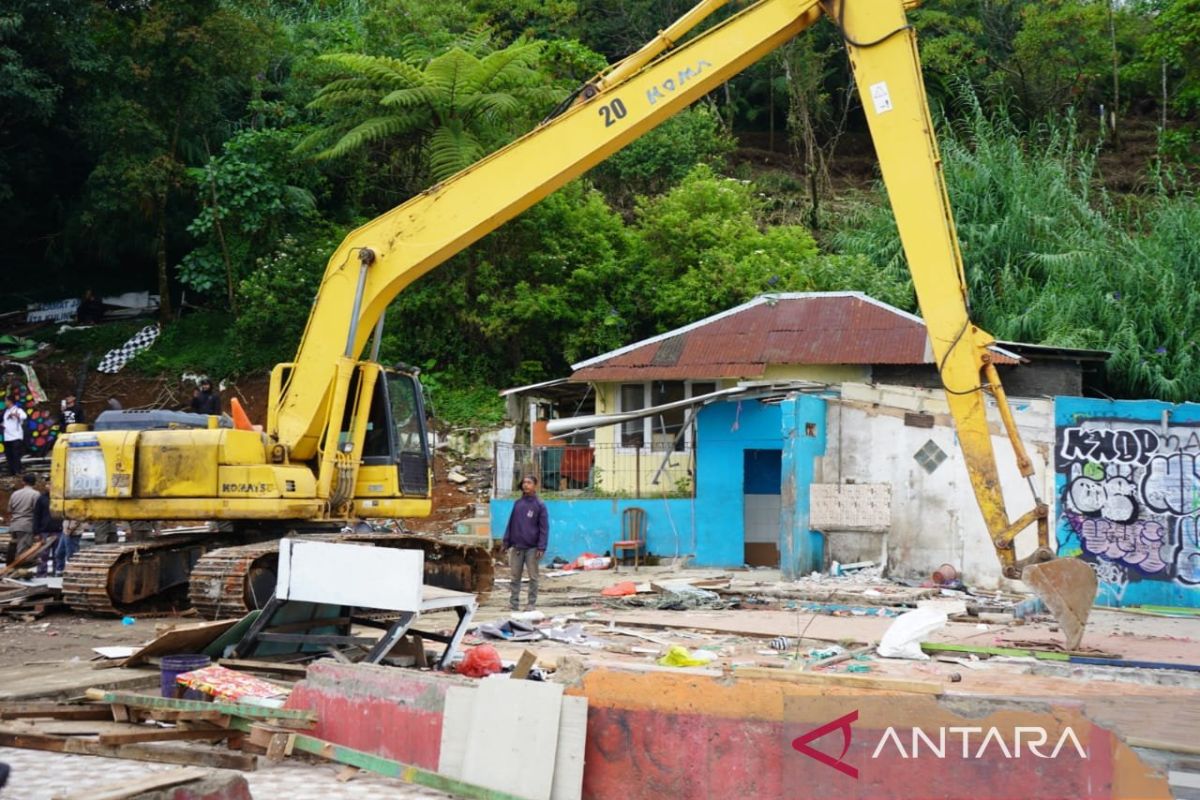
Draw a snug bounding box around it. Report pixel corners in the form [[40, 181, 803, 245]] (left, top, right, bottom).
[[1059, 427, 1159, 466], [1069, 514, 1168, 575], [1178, 516, 1200, 585], [1057, 412, 1200, 598], [1141, 453, 1200, 515]]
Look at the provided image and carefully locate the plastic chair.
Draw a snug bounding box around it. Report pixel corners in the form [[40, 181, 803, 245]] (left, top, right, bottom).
[[613, 507, 647, 572]]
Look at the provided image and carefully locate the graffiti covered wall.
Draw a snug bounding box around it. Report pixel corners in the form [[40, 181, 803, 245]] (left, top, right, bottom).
[[1055, 397, 1200, 608]]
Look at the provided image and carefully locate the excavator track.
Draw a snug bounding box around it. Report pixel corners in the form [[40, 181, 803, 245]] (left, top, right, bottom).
[[187, 541, 301, 621], [62, 538, 210, 616], [185, 532, 495, 620]]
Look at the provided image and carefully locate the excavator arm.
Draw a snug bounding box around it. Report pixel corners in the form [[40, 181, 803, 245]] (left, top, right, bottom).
[[831, 0, 1096, 646]]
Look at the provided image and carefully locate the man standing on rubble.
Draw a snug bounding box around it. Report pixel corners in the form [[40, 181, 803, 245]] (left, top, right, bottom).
[[502, 475, 549, 612], [5, 473, 39, 564]]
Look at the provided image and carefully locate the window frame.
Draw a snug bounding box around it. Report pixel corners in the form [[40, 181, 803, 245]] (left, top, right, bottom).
[[614, 379, 714, 454]]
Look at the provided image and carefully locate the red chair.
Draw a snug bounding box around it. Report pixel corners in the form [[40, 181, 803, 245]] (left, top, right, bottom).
[[613, 507, 647, 572]]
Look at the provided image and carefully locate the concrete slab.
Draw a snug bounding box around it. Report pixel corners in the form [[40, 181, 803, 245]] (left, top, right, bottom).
[[0, 663, 158, 701]]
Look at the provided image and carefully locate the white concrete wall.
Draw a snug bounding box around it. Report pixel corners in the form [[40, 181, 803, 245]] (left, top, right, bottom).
[[818, 383, 1056, 589]]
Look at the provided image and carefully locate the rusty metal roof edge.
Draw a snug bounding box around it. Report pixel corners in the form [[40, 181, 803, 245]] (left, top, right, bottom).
[[570, 291, 882, 371]]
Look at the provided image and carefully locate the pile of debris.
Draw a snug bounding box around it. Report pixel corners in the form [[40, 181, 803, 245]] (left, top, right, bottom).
[[0, 577, 63, 621]]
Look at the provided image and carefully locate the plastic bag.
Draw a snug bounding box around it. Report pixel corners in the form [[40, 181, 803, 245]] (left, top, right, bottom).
[[875, 608, 948, 660], [657, 646, 715, 668], [600, 581, 637, 597], [564, 553, 613, 571], [457, 644, 503, 677]]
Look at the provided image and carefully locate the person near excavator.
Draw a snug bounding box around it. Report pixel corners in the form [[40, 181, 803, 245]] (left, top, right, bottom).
[[502, 475, 549, 612]]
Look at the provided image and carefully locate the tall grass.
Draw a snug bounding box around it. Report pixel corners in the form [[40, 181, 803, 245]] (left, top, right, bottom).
[[833, 90, 1200, 401]]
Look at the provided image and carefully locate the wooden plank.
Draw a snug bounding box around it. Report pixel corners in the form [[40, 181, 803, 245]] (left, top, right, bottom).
[[216, 658, 308, 677], [0, 726, 257, 770], [97, 727, 230, 745], [550, 696, 587, 800], [512, 650, 537, 680], [0, 703, 114, 721], [51, 767, 210, 800], [0, 538, 53, 576], [120, 618, 240, 667], [438, 686, 475, 779], [920, 642, 1070, 661], [462, 679, 563, 800], [85, 689, 316, 725], [227, 717, 524, 800], [5, 720, 145, 736], [732, 666, 943, 694]]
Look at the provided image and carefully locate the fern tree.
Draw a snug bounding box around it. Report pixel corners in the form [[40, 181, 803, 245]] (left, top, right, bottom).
[[299, 32, 560, 183]]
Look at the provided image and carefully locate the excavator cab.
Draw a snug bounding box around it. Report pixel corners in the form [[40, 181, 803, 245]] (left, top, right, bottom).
[[339, 364, 434, 519], [356, 366, 432, 498]]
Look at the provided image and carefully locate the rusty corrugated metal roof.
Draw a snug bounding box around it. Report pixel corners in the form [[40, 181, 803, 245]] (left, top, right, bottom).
[[570, 292, 1018, 382]]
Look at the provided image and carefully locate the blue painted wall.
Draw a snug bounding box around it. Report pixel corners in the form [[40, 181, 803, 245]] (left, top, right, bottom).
[[491, 394, 828, 570], [1055, 397, 1200, 608], [491, 495, 694, 565], [780, 395, 828, 578]]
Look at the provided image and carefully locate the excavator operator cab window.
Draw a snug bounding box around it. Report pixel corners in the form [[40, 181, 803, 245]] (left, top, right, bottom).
[[385, 370, 431, 496]]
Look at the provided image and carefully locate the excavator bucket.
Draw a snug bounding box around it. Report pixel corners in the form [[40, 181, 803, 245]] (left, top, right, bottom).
[[1021, 558, 1098, 651]]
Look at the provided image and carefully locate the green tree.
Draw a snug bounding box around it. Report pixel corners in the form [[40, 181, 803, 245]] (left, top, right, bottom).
[[299, 33, 560, 182], [179, 128, 321, 307], [79, 0, 271, 321], [633, 165, 911, 330]]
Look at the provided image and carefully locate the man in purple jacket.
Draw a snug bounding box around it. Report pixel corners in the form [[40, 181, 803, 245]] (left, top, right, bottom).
[[502, 475, 549, 612]]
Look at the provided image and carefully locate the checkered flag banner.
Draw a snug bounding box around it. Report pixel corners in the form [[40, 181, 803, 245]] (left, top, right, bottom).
[[96, 323, 161, 374]]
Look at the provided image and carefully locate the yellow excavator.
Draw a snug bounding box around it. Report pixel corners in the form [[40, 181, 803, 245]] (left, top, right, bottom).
[[52, 0, 1095, 645]]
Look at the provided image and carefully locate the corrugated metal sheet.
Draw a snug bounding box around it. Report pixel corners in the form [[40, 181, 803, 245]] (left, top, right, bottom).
[[571, 295, 1016, 382]]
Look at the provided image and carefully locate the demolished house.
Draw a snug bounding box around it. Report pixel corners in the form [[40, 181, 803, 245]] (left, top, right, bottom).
[[490, 292, 1173, 603]]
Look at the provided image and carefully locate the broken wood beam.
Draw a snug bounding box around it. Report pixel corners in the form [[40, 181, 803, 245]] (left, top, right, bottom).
[[0, 726, 257, 771], [97, 727, 231, 745], [732, 666, 943, 694], [0, 703, 115, 721], [84, 689, 315, 727]]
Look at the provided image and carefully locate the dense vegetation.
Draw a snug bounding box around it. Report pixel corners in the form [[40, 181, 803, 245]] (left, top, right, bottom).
[[4, 0, 1200, 420]]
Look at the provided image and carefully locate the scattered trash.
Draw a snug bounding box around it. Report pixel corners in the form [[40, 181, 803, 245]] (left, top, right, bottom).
[[601, 581, 638, 597], [931, 563, 959, 585], [563, 553, 613, 571], [808, 647, 839, 660], [845, 663, 871, 673], [657, 646, 715, 668], [876, 608, 948, 660], [476, 620, 544, 642], [1013, 597, 1047, 620], [121, 616, 136, 626], [510, 609, 545, 623], [458, 644, 504, 677], [769, 636, 791, 651], [831, 561, 876, 576]]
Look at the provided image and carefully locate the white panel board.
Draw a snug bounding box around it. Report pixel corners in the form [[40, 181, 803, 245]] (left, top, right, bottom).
[[438, 686, 475, 779], [275, 539, 422, 611], [550, 695, 588, 800], [461, 677, 563, 800]]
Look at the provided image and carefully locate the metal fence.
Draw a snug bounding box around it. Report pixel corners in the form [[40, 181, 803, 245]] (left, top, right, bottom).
[[493, 442, 694, 499]]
